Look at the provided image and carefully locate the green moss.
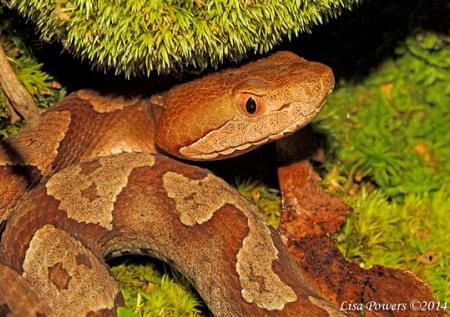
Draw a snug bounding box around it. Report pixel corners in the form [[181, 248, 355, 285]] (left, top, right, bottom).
[[336, 188, 450, 300], [315, 32, 450, 301], [111, 260, 203, 317], [2, 0, 359, 76], [316, 32, 449, 201], [236, 179, 281, 228], [0, 7, 66, 139]]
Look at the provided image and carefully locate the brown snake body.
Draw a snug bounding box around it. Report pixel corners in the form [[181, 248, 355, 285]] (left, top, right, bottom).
[[0, 52, 338, 316]]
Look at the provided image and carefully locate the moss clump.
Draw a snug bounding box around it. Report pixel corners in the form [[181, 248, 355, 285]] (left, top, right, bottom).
[[0, 7, 66, 139], [236, 179, 281, 228], [315, 32, 450, 301], [336, 188, 450, 301], [2, 0, 359, 76], [316, 32, 449, 201], [111, 260, 203, 317]]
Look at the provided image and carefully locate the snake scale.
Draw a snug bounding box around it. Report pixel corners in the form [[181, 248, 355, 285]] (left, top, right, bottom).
[[0, 51, 338, 317]]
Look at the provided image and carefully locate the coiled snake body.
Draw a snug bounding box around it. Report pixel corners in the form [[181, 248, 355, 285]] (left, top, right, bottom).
[[0, 52, 337, 317]]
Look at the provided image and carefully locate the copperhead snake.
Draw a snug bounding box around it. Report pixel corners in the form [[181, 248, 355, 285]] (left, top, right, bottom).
[[0, 51, 338, 317]]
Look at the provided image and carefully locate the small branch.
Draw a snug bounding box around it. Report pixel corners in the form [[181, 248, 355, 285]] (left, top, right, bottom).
[[4, 97, 21, 124], [0, 43, 40, 125]]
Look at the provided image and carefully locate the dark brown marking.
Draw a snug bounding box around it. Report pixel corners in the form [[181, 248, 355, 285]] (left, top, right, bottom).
[[0, 220, 6, 241], [86, 308, 116, 317], [80, 160, 103, 176], [49, 94, 156, 173], [0, 303, 12, 317], [81, 183, 100, 202], [76, 253, 92, 269], [48, 262, 71, 290]]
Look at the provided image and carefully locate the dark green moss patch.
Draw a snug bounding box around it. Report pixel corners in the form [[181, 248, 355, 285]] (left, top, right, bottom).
[[316, 32, 449, 301]]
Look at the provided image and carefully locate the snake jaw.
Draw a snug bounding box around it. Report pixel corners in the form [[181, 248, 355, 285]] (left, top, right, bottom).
[[178, 100, 327, 160]]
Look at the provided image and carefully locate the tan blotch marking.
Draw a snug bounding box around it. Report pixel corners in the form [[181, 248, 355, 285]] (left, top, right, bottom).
[[0, 111, 71, 175], [162, 171, 297, 310], [77, 89, 139, 113], [22, 225, 118, 316], [46, 152, 155, 229], [48, 263, 71, 290], [308, 296, 348, 317], [162, 172, 236, 225]]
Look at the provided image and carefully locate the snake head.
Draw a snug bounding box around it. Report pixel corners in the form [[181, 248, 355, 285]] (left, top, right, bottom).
[[154, 51, 334, 161]]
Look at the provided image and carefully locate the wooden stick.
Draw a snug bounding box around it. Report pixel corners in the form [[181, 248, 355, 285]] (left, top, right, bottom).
[[0, 43, 40, 125], [4, 96, 21, 124]]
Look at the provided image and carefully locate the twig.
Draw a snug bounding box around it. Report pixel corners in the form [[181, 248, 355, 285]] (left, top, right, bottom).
[[4, 97, 21, 123], [0, 42, 40, 125]]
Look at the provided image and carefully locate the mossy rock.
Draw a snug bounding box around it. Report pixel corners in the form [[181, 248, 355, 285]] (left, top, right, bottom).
[[2, 0, 359, 76]]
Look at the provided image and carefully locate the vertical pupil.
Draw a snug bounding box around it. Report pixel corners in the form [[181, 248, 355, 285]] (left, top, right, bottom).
[[245, 97, 257, 114]]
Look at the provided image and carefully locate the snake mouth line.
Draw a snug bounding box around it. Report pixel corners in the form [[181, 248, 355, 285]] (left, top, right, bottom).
[[182, 99, 327, 160]]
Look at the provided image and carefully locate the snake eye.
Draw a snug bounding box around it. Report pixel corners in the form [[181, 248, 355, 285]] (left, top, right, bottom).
[[236, 93, 265, 116], [245, 97, 257, 114]]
